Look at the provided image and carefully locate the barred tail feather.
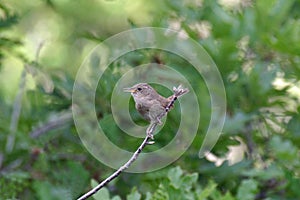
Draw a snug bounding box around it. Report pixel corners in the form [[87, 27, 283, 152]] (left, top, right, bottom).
[[165, 85, 189, 112]]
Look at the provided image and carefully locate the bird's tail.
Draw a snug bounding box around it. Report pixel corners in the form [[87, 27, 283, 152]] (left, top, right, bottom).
[[173, 84, 189, 98], [165, 85, 189, 112]]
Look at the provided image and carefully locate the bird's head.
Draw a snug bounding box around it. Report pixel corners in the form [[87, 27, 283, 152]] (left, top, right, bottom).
[[123, 83, 156, 99]]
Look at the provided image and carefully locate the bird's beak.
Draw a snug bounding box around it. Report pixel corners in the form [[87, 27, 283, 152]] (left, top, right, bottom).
[[123, 87, 136, 93]]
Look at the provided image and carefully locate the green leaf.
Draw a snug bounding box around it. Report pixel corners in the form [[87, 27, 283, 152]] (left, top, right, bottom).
[[50, 161, 90, 199], [210, 189, 236, 200], [287, 114, 300, 139], [94, 188, 110, 200], [0, 171, 30, 199], [33, 181, 72, 200], [242, 165, 284, 180], [167, 166, 183, 189], [198, 180, 217, 200], [112, 196, 122, 200], [220, 192, 236, 200], [181, 173, 198, 191], [145, 192, 152, 200], [0, 14, 19, 29], [126, 187, 141, 200], [152, 184, 169, 200], [223, 112, 251, 134], [237, 179, 258, 200], [269, 135, 298, 165]]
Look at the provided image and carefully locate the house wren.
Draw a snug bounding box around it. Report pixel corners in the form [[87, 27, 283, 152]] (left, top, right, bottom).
[[123, 83, 189, 140]]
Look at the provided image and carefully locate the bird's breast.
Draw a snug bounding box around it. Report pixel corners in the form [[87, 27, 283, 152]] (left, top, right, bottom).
[[135, 103, 151, 121]]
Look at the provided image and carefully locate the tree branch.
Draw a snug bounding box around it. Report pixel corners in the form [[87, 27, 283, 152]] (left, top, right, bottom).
[[5, 67, 26, 153], [77, 133, 153, 200], [30, 111, 73, 138], [77, 85, 188, 200], [6, 42, 45, 152]]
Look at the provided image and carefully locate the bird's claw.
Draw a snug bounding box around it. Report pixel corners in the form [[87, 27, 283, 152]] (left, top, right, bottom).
[[146, 132, 155, 144], [146, 140, 155, 145], [157, 117, 163, 125], [147, 132, 154, 140]]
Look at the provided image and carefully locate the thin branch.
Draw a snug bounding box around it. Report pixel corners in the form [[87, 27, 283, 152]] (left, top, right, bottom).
[[5, 42, 45, 152], [77, 85, 188, 200], [5, 68, 27, 153], [30, 111, 73, 138], [77, 134, 153, 200], [35, 41, 45, 63]]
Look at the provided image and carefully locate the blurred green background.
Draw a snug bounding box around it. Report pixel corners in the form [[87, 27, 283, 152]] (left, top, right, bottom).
[[1, 0, 300, 199]]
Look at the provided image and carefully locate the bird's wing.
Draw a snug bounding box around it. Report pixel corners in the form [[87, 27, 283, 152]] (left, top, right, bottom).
[[149, 102, 165, 123]]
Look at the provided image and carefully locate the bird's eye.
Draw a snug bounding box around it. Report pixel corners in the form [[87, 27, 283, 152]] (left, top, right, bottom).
[[137, 87, 142, 91]]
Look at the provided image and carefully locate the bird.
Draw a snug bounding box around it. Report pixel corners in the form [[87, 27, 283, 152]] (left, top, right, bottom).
[[123, 83, 189, 140]]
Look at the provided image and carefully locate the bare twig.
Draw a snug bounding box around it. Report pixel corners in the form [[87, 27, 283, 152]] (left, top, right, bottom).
[[77, 85, 188, 200], [5, 42, 46, 152], [35, 41, 45, 63], [30, 111, 73, 138], [5, 68, 27, 153], [77, 134, 154, 200]]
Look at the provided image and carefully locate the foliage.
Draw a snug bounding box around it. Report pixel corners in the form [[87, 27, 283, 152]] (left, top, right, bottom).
[[92, 166, 236, 200], [0, 0, 300, 200]]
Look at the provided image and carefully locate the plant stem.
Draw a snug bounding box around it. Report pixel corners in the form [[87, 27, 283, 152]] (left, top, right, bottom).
[[77, 134, 153, 200]]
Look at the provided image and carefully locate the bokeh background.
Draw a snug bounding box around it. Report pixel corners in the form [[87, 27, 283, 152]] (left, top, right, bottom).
[[1, 0, 300, 199]]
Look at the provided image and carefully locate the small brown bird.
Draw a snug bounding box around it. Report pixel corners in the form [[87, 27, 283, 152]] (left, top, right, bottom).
[[123, 83, 189, 139]]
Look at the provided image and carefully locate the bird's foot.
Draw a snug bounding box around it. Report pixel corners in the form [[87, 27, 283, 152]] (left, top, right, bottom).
[[156, 117, 163, 125], [147, 132, 154, 140], [146, 132, 155, 144], [146, 140, 155, 145]]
